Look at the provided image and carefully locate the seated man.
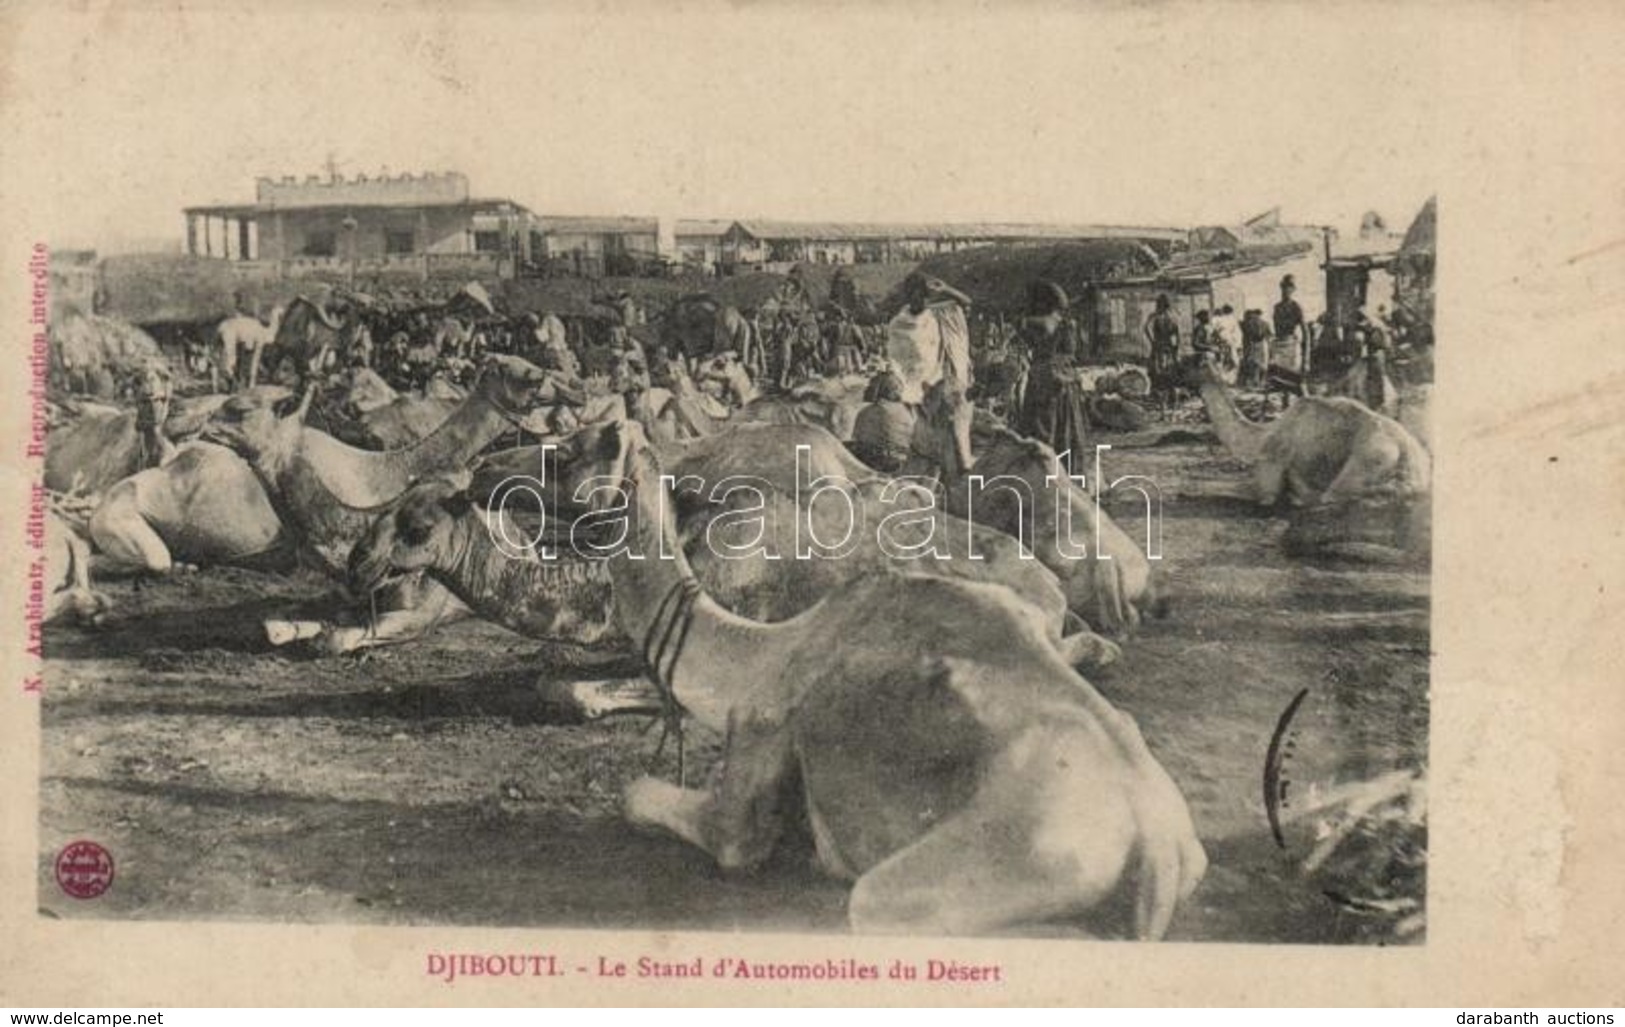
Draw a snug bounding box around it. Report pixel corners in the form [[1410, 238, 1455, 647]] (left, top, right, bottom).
[[848, 372, 917, 474]]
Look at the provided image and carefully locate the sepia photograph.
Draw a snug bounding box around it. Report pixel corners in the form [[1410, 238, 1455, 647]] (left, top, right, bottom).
[[1, 0, 1620, 1009]]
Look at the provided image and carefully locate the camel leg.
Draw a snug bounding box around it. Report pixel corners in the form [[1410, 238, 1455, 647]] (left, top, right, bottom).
[[218, 335, 237, 387], [1055, 629, 1121, 672], [625, 710, 796, 871], [848, 720, 1203, 940], [244, 342, 262, 390], [845, 771, 1135, 937], [313, 601, 471, 654], [1253, 457, 1289, 507], [88, 492, 174, 575], [265, 579, 471, 654], [1320, 434, 1403, 504]]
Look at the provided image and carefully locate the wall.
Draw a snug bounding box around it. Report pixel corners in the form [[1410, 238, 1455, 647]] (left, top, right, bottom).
[[676, 236, 724, 268], [543, 232, 660, 259], [258, 207, 479, 261], [256, 171, 469, 208], [1087, 284, 1213, 363]]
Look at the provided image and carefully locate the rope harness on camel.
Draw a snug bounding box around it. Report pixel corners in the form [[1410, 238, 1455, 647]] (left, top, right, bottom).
[[640, 575, 702, 786]]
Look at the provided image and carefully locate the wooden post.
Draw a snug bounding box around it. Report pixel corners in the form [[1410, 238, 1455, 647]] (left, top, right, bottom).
[[203, 215, 212, 257], [185, 214, 197, 256], [418, 209, 429, 281], [239, 219, 252, 261]]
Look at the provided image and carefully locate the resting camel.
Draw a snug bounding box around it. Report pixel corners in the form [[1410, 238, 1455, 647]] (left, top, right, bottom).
[[640, 354, 733, 442], [907, 382, 1165, 637], [44, 373, 179, 495], [407, 420, 1205, 936], [85, 378, 461, 578], [1189, 357, 1430, 507], [313, 367, 465, 450], [161, 386, 295, 442], [203, 355, 576, 652], [89, 442, 292, 577], [738, 374, 869, 440], [215, 307, 283, 390], [380, 421, 1121, 673]]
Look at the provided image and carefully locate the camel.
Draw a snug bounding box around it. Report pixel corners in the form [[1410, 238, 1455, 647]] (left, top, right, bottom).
[[44, 376, 177, 495], [466, 419, 1121, 670], [202, 355, 576, 652], [641, 353, 732, 441], [249, 296, 365, 388], [483, 420, 1207, 936], [215, 307, 283, 390], [88, 441, 294, 576], [693, 352, 760, 409], [738, 374, 869, 440], [86, 374, 477, 579], [161, 386, 295, 442], [1188, 357, 1431, 507], [316, 367, 465, 450], [907, 382, 1165, 637]]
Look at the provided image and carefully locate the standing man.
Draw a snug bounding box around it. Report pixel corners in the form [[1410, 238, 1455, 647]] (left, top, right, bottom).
[[1015, 280, 1090, 457], [1239, 308, 1272, 389], [886, 271, 973, 404], [1143, 293, 1182, 412], [1272, 274, 1309, 373], [830, 265, 862, 316]]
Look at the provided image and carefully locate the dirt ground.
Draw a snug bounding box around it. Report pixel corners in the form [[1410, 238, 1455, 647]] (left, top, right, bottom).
[[37, 430, 1428, 944]]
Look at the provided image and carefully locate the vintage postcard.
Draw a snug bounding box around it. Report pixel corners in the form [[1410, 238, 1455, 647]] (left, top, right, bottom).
[[0, 0, 1620, 1008]]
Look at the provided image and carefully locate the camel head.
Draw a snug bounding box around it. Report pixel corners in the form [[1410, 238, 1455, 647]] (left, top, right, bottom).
[[339, 366, 400, 417], [199, 389, 309, 461], [473, 353, 584, 416], [348, 474, 474, 596], [550, 419, 638, 515], [913, 378, 976, 479], [646, 352, 692, 391]]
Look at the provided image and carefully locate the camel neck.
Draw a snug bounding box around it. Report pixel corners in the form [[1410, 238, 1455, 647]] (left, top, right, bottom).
[[1197, 380, 1266, 462], [397, 392, 511, 473], [608, 457, 780, 731]]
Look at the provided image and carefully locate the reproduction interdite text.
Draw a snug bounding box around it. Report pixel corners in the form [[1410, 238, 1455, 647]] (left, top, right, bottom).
[[22, 242, 50, 694]]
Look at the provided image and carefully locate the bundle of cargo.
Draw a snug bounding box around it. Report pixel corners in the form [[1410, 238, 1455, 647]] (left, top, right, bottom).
[[49, 309, 167, 396]]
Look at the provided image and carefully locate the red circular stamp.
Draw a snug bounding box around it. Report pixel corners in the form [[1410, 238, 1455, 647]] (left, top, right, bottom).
[[55, 840, 115, 900]]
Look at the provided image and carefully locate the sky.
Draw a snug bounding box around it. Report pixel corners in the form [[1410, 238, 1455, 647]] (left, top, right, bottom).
[[5, 3, 1452, 251]]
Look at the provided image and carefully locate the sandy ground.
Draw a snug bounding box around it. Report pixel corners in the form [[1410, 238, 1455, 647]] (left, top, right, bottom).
[[37, 432, 1428, 943]]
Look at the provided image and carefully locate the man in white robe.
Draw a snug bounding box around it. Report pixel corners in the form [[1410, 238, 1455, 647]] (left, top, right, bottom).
[[886, 273, 973, 403]]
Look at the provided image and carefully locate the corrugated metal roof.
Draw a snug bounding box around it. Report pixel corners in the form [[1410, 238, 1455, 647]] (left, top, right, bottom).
[[675, 219, 736, 237], [183, 198, 533, 218], [537, 216, 659, 235], [730, 220, 1186, 242]]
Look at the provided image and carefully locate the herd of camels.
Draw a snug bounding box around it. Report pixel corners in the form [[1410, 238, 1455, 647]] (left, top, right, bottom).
[[42, 301, 1432, 938]]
